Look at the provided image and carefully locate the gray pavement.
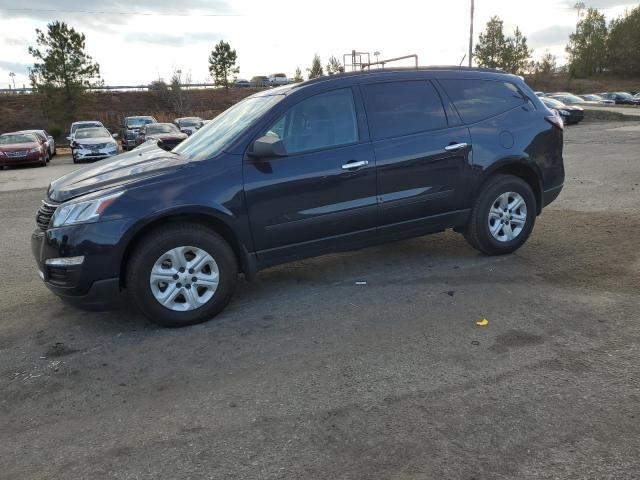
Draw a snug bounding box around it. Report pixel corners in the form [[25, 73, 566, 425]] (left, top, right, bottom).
[[0, 121, 639, 479]]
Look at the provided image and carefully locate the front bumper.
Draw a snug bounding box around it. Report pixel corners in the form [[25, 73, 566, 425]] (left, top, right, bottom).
[[74, 147, 118, 161], [0, 153, 43, 165], [31, 218, 133, 310]]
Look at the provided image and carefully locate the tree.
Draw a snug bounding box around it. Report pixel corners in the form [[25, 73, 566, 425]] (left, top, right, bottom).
[[474, 16, 506, 69], [503, 27, 532, 74], [28, 21, 101, 114], [566, 7, 608, 77], [307, 54, 323, 79], [607, 5, 640, 76], [208, 40, 239, 92], [532, 51, 557, 75], [293, 67, 304, 82], [326, 56, 344, 75], [474, 16, 531, 74]]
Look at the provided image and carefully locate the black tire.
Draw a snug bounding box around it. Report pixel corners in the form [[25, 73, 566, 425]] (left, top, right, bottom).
[[464, 174, 536, 255], [126, 222, 238, 327]]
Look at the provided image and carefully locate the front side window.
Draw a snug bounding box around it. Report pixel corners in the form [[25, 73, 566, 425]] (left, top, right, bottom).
[[439, 79, 526, 124], [361, 81, 447, 140], [265, 88, 358, 155]]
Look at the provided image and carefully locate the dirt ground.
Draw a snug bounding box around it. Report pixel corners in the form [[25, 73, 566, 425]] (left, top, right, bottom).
[[0, 121, 639, 479]]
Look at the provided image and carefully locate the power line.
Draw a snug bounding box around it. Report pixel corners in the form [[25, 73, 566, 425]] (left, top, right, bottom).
[[0, 8, 241, 17]]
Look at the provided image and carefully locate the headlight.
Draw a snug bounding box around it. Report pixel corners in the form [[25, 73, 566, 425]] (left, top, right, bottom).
[[51, 191, 123, 228], [30, 146, 42, 153], [559, 109, 569, 115]]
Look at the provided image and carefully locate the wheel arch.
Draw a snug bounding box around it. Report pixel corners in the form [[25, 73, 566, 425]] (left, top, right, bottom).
[[477, 161, 543, 215], [119, 210, 257, 290]]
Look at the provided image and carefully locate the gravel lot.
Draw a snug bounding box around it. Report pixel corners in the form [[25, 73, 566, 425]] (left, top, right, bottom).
[[1, 122, 639, 479]]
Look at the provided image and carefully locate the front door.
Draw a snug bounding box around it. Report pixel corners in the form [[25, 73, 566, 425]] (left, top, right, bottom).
[[243, 87, 377, 265]]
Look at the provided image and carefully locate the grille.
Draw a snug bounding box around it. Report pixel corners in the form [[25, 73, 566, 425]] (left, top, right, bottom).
[[6, 150, 27, 157], [78, 142, 108, 150], [36, 200, 58, 230]]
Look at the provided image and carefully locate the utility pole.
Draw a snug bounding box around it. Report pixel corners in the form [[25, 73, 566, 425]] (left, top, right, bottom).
[[468, 0, 474, 67], [9, 71, 16, 90]]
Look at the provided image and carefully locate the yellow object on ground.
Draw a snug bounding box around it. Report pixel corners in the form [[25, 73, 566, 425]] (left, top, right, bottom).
[[476, 318, 489, 326]]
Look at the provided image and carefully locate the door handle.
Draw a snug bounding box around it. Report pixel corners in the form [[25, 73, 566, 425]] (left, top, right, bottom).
[[444, 142, 468, 152], [341, 160, 369, 170]]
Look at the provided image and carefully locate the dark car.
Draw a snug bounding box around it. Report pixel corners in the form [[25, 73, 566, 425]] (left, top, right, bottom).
[[135, 123, 188, 149], [120, 116, 158, 151], [0, 132, 48, 167], [71, 127, 119, 163], [174, 117, 204, 136], [32, 67, 564, 327], [547, 93, 587, 105], [600, 92, 640, 105], [540, 97, 584, 125]]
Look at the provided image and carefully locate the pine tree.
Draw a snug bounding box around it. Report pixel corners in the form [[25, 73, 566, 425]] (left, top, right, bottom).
[[208, 40, 239, 92], [307, 54, 323, 79]]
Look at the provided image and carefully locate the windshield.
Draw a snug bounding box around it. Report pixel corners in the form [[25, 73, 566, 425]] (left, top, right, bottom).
[[76, 128, 111, 139], [126, 117, 155, 127], [616, 92, 634, 100], [72, 122, 101, 133], [147, 124, 179, 134], [178, 118, 201, 127], [542, 97, 564, 108], [556, 94, 584, 103], [173, 94, 284, 160], [0, 134, 36, 144]]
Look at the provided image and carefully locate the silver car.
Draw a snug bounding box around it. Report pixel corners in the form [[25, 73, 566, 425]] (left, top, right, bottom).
[[71, 127, 119, 163]]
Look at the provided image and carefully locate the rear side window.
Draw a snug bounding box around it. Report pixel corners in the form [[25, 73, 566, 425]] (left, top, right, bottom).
[[266, 88, 358, 154], [362, 80, 447, 140], [439, 79, 526, 124]]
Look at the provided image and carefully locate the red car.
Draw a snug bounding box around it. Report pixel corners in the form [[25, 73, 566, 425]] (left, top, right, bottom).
[[0, 132, 48, 167], [135, 123, 188, 149]]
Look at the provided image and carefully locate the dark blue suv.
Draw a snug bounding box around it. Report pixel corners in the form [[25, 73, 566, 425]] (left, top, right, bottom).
[[32, 68, 564, 326]]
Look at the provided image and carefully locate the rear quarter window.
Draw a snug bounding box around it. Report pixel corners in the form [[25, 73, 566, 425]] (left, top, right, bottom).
[[439, 79, 526, 124], [361, 80, 447, 140]]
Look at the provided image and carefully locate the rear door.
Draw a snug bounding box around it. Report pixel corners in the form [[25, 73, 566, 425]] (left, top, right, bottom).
[[243, 87, 377, 264], [360, 80, 472, 232]]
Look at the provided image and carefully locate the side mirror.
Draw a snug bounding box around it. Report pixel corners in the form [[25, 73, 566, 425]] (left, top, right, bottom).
[[112, 133, 119, 139], [66, 135, 71, 141], [249, 135, 286, 158]]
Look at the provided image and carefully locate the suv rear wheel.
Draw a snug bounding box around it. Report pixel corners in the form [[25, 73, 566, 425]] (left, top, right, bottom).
[[126, 223, 238, 327], [464, 174, 536, 255]]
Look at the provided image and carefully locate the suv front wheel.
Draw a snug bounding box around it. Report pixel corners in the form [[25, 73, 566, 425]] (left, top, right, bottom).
[[126, 223, 238, 327], [464, 174, 536, 255]]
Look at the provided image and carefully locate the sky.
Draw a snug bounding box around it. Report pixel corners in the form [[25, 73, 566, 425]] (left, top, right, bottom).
[[0, 0, 637, 88]]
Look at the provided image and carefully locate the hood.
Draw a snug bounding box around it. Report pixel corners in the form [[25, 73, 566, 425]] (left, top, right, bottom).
[[74, 137, 117, 146], [48, 143, 188, 202], [149, 133, 188, 141], [0, 142, 39, 152]]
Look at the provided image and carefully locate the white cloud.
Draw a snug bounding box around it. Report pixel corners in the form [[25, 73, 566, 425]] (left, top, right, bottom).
[[0, 0, 637, 86]]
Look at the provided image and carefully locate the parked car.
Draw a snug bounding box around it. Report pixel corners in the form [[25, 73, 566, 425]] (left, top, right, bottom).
[[547, 93, 587, 105], [32, 67, 564, 327], [16, 130, 52, 162], [135, 123, 188, 149], [67, 121, 104, 143], [268, 73, 290, 86], [250, 76, 270, 88], [578, 94, 615, 105], [0, 132, 48, 167], [234, 79, 251, 88], [120, 116, 158, 151], [600, 92, 640, 105], [540, 97, 583, 124], [71, 127, 119, 163], [534, 91, 546, 97], [174, 117, 204, 136], [18, 129, 56, 158]]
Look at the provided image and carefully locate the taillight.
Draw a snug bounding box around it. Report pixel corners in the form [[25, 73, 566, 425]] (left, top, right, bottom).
[[545, 114, 564, 131]]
